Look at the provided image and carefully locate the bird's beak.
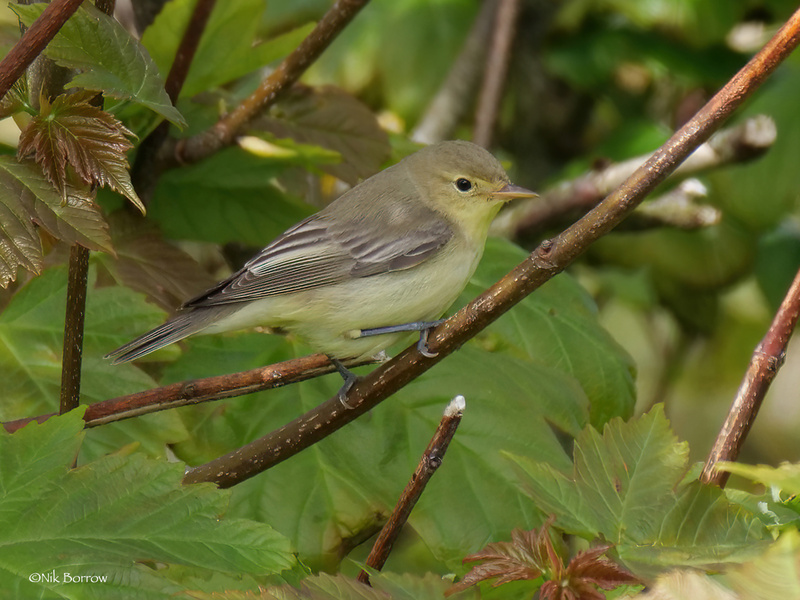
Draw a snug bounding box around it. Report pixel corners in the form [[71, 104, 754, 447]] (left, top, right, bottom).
[[491, 183, 538, 201]]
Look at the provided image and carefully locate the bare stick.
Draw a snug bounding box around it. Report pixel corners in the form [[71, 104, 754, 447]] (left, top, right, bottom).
[[176, 0, 370, 164], [473, 0, 521, 148], [412, 0, 497, 144], [492, 115, 777, 239], [700, 267, 800, 487], [0, 0, 84, 100], [2, 353, 374, 433], [357, 396, 465, 585], [182, 9, 800, 489]]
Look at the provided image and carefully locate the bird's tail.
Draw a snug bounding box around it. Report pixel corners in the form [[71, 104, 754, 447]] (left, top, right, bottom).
[[105, 307, 232, 364]]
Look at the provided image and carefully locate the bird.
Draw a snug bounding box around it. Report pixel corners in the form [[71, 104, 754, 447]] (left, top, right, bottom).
[[106, 140, 536, 400]]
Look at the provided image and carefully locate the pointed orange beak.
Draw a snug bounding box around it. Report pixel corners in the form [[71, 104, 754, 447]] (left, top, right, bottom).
[[491, 183, 538, 201]]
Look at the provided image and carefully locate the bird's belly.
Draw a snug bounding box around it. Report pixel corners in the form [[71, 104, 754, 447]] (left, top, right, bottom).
[[206, 248, 478, 360]]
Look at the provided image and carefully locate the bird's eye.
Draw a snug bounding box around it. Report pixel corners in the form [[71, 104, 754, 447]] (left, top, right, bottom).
[[455, 178, 473, 192]]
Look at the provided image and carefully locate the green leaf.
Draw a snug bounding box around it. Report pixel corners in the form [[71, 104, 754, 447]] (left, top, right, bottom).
[[0, 266, 187, 462], [17, 91, 143, 213], [461, 237, 636, 426], [0, 156, 113, 254], [255, 85, 391, 185], [509, 406, 770, 576], [12, 3, 185, 127], [720, 461, 800, 497], [0, 411, 296, 598], [149, 146, 315, 246], [143, 0, 315, 100], [162, 239, 607, 569]]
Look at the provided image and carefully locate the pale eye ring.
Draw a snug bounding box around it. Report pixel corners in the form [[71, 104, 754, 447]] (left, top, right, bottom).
[[455, 178, 473, 192]]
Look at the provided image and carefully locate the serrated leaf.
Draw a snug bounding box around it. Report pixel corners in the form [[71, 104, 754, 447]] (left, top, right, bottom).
[[0, 266, 187, 463], [13, 3, 185, 127], [0, 182, 41, 287], [255, 85, 390, 185], [0, 411, 296, 597], [448, 524, 555, 595], [18, 91, 143, 213], [509, 406, 769, 576], [0, 156, 112, 253]]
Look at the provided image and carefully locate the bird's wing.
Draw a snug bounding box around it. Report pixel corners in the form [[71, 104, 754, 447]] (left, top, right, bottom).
[[183, 204, 453, 308]]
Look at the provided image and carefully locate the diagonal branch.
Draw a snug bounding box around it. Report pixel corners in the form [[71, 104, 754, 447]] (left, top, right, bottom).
[[358, 395, 465, 585], [182, 8, 800, 489], [700, 266, 800, 488], [0, 0, 84, 100], [174, 0, 371, 165]]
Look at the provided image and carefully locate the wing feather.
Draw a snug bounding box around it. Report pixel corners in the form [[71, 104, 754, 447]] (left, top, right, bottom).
[[184, 199, 453, 308]]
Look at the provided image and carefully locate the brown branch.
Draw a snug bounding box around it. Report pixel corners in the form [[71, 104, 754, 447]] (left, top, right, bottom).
[[473, 0, 521, 148], [131, 0, 217, 204], [175, 0, 370, 165], [0, 0, 84, 101], [357, 395, 465, 585], [182, 8, 800, 489], [700, 266, 800, 488], [411, 0, 497, 144], [492, 115, 777, 239], [59, 245, 89, 413], [3, 353, 374, 433]]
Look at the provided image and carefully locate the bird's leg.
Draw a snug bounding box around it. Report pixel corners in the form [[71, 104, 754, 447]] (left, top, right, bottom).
[[357, 319, 446, 358], [329, 356, 358, 409]]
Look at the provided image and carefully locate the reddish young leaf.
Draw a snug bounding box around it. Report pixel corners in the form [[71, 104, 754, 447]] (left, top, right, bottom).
[[540, 544, 640, 600], [446, 517, 559, 596], [17, 91, 144, 213]]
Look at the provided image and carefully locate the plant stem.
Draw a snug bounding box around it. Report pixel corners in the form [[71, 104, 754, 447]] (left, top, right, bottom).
[[701, 267, 800, 487], [357, 396, 465, 585], [59, 245, 89, 414]]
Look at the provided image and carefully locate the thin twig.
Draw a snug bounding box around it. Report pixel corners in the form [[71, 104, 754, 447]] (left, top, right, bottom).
[[357, 396, 465, 585], [0, 0, 84, 100], [473, 0, 521, 148], [2, 354, 374, 433], [492, 115, 777, 239], [175, 0, 370, 165], [182, 8, 800, 489], [131, 0, 217, 204], [412, 0, 497, 144], [700, 267, 800, 488], [59, 245, 89, 413]]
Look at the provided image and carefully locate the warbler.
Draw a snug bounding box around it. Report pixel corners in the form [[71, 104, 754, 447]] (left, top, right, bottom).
[[106, 140, 535, 396]]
